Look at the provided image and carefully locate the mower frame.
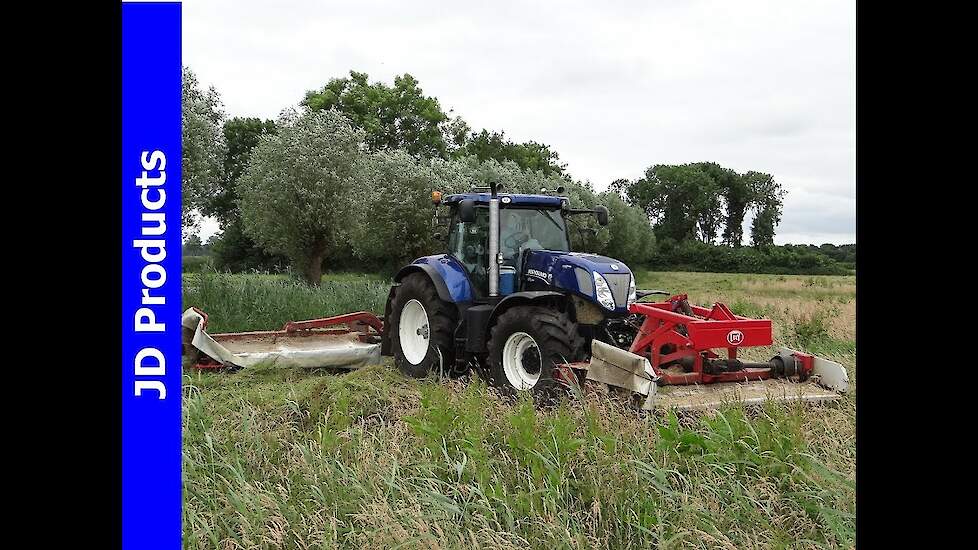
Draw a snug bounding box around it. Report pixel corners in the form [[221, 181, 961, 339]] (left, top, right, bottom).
[[626, 294, 815, 385]]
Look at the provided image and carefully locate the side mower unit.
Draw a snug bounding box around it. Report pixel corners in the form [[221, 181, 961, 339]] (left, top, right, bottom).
[[182, 308, 384, 370]]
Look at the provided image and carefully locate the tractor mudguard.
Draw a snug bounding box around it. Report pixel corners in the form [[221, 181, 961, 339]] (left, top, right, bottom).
[[491, 290, 566, 311], [382, 260, 473, 356], [393, 264, 454, 303], [489, 291, 567, 324]]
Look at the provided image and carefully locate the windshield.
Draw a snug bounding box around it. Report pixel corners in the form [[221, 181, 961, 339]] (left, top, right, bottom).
[[499, 207, 569, 260]]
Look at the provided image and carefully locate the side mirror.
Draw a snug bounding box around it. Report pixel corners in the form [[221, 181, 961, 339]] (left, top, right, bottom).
[[459, 199, 476, 223], [595, 205, 609, 226]]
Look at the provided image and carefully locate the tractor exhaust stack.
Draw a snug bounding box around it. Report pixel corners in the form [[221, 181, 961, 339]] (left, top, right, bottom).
[[488, 182, 500, 297]]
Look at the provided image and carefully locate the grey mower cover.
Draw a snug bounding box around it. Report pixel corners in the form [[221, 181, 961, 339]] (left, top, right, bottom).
[[181, 308, 382, 370]]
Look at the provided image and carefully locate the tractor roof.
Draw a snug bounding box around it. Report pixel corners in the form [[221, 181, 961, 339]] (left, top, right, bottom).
[[442, 193, 566, 208]]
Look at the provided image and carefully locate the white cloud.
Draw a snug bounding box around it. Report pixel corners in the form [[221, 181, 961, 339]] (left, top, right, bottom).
[[184, 0, 855, 245]]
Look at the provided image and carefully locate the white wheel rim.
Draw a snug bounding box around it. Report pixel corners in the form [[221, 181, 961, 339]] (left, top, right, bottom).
[[399, 299, 430, 365], [502, 332, 542, 391]]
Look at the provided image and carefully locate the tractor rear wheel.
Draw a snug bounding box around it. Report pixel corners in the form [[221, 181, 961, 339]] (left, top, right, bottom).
[[485, 305, 583, 397], [389, 273, 458, 378]]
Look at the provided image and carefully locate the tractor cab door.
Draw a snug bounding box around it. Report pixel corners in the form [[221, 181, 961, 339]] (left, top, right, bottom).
[[447, 206, 490, 298]]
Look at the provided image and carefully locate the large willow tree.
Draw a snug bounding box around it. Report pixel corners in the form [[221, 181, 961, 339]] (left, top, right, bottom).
[[237, 109, 364, 285]]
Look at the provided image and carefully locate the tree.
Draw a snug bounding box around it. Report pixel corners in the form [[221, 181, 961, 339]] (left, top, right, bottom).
[[342, 150, 443, 269], [594, 191, 656, 265], [182, 234, 205, 256], [748, 171, 784, 246], [237, 109, 365, 285], [455, 129, 567, 176], [202, 117, 278, 225], [201, 117, 280, 272], [608, 178, 630, 199], [693, 162, 750, 247], [181, 67, 226, 234], [622, 164, 720, 243], [208, 220, 288, 273], [303, 71, 461, 159], [618, 163, 785, 247]]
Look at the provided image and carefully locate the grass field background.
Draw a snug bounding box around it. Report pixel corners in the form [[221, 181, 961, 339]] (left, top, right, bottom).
[[182, 271, 855, 549]]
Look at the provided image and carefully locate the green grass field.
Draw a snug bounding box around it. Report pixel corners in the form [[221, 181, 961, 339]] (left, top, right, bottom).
[[182, 271, 855, 549]]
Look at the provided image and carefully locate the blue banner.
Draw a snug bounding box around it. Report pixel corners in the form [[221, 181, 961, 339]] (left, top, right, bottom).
[[122, 3, 182, 547]]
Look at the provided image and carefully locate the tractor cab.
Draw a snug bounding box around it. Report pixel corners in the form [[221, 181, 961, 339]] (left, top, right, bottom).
[[442, 192, 575, 299]]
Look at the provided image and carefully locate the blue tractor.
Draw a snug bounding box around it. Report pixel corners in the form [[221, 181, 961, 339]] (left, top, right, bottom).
[[381, 183, 641, 395], [381, 185, 636, 395]]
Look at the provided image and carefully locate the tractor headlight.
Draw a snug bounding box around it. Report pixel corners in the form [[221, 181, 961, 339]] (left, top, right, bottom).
[[627, 275, 637, 308], [593, 271, 616, 310]]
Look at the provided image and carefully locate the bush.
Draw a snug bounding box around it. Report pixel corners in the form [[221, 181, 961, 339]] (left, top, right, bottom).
[[182, 256, 213, 273], [791, 310, 831, 347], [593, 191, 656, 266], [209, 219, 289, 273], [644, 241, 850, 275]]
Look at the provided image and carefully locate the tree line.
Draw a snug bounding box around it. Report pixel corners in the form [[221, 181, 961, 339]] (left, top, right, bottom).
[[182, 68, 852, 284], [610, 163, 783, 247]]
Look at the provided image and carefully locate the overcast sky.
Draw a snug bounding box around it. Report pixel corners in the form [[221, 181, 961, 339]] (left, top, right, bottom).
[[183, 0, 855, 245]]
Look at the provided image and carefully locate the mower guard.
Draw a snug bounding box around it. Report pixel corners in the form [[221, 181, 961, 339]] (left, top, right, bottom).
[[181, 307, 383, 370], [585, 340, 657, 396], [783, 346, 849, 392], [586, 341, 846, 410]]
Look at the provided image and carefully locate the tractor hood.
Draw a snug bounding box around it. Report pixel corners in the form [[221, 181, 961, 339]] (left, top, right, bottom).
[[522, 250, 634, 313]]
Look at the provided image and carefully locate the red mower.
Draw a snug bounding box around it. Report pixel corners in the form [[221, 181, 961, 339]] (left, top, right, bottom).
[[581, 292, 849, 410]]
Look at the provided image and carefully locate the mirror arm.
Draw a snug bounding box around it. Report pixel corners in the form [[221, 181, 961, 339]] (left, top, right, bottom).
[[564, 208, 596, 216]]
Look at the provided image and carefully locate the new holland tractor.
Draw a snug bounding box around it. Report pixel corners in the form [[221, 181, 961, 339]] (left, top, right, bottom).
[[381, 183, 638, 395], [186, 182, 848, 408]]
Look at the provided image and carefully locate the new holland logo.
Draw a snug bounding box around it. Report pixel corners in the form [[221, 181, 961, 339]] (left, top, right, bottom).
[[726, 330, 744, 346], [527, 268, 551, 282]]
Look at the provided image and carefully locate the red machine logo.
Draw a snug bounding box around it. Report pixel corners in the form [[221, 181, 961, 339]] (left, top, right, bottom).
[[726, 330, 744, 346]]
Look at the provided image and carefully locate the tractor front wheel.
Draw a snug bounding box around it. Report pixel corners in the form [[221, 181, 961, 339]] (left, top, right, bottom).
[[486, 305, 583, 397], [389, 273, 458, 378]]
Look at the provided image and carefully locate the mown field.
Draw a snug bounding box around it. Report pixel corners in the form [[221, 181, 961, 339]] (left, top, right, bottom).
[[182, 270, 856, 549]]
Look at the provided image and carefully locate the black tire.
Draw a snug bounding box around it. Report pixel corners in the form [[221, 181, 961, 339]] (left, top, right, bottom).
[[389, 273, 458, 378], [485, 305, 584, 397]]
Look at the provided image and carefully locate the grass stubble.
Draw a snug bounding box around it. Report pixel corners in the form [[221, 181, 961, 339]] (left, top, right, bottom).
[[183, 270, 856, 549]]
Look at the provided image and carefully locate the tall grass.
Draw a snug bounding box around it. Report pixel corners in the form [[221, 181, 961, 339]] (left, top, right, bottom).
[[184, 366, 855, 548], [183, 271, 389, 333], [182, 271, 856, 548]]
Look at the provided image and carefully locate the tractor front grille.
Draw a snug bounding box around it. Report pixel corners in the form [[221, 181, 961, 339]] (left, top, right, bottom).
[[603, 274, 631, 308]]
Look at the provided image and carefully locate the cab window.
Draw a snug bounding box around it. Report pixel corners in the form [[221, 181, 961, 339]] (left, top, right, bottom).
[[448, 206, 490, 297]]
